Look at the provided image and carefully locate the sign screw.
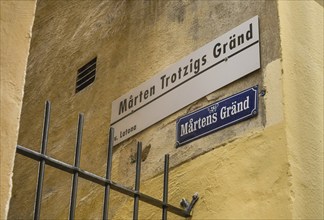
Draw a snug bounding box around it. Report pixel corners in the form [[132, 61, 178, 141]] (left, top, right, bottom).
[[260, 89, 266, 97]]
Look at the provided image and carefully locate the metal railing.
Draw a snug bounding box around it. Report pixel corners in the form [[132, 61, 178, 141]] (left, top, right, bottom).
[[16, 101, 198, 220]]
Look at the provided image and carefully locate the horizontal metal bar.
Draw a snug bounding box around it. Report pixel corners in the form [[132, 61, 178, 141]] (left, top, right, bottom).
[[78, 59, 96, 76], [139, 193, 190, 217], [76, 75, 95, 89], [16, 145, 190, 218], [77, 68, 96, 83]]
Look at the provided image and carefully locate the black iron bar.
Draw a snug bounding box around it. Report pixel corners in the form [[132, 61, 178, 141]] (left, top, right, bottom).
[[16, 144, 191, 218], [139, 193, 190, 217], [162, 154, 169, 220], [69, 114, 84, 220], [133, 142, 142, 220], [34, 101, 51, 220], [103, 127, 114, 220]]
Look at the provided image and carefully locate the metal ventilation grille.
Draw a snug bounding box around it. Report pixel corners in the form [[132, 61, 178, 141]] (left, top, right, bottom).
[[76, 57, 97, 93]]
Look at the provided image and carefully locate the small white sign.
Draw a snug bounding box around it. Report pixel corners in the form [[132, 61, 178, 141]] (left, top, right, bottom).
[[111, 16, 260, 146]]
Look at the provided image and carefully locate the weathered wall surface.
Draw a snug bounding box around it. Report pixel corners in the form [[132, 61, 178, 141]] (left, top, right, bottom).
[[9, 0, 323, 219], [0, 1, 36, 219], [278, 1, 324, 219], [112, 123, 291, 219]]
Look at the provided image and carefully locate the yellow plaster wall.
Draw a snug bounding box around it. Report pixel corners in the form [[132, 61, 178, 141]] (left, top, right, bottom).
[[4, 0, 323, 219], [8, 1, 283, 219], [113, 123, 291, 219], [278, 1, 324, 219], [0, 1, 36, 219]]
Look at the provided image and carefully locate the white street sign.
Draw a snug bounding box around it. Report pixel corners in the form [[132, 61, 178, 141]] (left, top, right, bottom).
[[110, 16, 260, 146]]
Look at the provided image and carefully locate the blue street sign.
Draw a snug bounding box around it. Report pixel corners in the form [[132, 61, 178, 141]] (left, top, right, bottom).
[[176, 86, 258, 146]]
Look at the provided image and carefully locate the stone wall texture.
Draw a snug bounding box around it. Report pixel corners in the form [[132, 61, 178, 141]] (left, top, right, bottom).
[[6, 0, 323, 219]]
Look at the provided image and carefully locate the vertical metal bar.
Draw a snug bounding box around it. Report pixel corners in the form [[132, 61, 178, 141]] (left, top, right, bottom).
[[34, 101, 51, 220], [133, 142, 142, 220], [69, 114, 84, 220], [103, 127, 114, 220], [162, 154, 169, 220]]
